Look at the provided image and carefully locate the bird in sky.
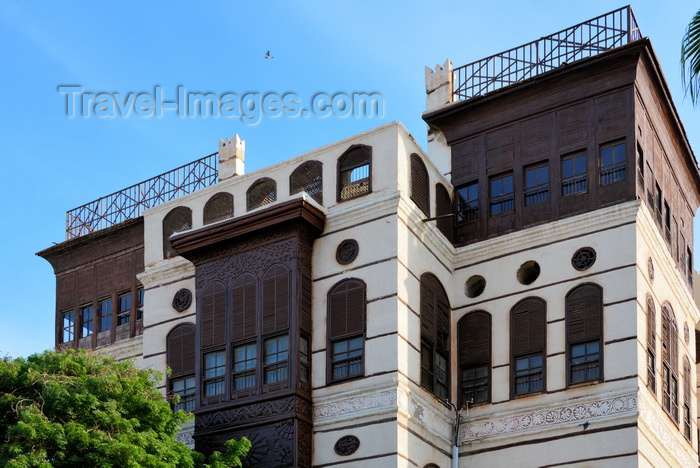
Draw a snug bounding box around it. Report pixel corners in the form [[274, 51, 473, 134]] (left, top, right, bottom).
[[265, 51, 274, 59]]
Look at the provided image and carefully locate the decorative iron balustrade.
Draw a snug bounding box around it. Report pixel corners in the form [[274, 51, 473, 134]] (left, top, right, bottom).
[[453, 6, 641, 101], [66, 152, 218, 239]]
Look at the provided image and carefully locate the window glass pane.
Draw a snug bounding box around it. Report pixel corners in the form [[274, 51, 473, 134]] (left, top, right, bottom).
[[203, 351, 226, 397], [563, 158, 574, 178], [601, 147, 613, 167], [81, 306, 93, 337], [332, 336, 364, 381], [538, 166, 548, 183], [263, 336, 289, 384]]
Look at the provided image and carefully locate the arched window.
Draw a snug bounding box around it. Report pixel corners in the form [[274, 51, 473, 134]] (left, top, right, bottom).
[[458, 311, 491, 406], [201, 282, 226, 401], [420, 273, 450, 401], [646, 294, 656, 395], [337, 145, 371, 201], [327, 279, 366, 383], [511, 298, 546, 396], [262, 265, 290, 387], [435, 183, 453, 241], [662, 303, 679, 422], [167, 323, 196, 412], [410, 154, 429, 216], [683, 356, 692, 441], [162, 206, 192, 259], [290, 160, 323, 205], [231, 273, 257, 393], [203, 192, 234, 225], [246, 178, 277, 211], [566, 284, 603, 386]]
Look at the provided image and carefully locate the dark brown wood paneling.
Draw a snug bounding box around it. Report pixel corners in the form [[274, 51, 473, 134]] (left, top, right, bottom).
[[232, 273, 257, 342]]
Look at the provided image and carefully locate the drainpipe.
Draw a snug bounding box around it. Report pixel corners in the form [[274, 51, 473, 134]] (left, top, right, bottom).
[[450, 403, 466, 468]]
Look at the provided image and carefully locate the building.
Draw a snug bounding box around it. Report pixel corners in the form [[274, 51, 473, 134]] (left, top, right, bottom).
[[38, 7, 700, 467]]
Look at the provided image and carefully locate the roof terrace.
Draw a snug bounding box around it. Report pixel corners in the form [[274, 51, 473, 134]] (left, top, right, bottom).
[[452, 5, 641, 101], [65, 152, 218, 239]]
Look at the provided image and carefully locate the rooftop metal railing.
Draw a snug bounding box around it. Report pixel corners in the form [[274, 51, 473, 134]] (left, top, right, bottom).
[[453, 6, 641, 101], [66, 152, 218, 239]]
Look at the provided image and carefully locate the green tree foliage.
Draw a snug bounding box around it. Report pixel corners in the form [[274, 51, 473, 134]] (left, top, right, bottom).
[[0, 350, 251, 467], [681, 8, 700, 105]]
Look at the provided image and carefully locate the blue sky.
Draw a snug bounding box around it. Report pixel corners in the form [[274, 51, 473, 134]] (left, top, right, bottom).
[[1, 1, 699, 358]]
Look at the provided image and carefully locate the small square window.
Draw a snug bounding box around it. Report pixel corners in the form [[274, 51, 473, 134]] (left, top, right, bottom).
[[570, 340, 600, 384], [490, 174, 514, 215], [263, 336, 289, 384], [81, 305, 94, 338], [562, 153, 587, 196], [331, 336, 363, 381], [203, 351, 226, 397], [62, 310, 75, 343], [98, 298, 112, 332], [172, 376, 195, 412], [600, 141, 626, 185], [118, 293, 132, 326], [524, 164, 549, 206], [456, 182, 479, 223], [232, 344, 256, 391]]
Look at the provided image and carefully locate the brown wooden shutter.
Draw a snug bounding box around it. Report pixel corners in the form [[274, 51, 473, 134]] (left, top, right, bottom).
[[232, 273, 257, 342], [328, 280, 365, 339], [203, 192, 234, 225], [201, 283, 226, 348], [512, 298, 546, 356], [162, 207, 192, 259], [646, 295, 656, 346], [167, 323, 195, 377], [435, 183, 453, 241], [410, 154, 430, 216], [684, 358, 691, 401], [420, 274, 450, 347], [567, 284, 602, 343], [420, 277, 436, 341], [301, 273, 312, 333], [458, 311, 491, 367], [262, 265, 289, 334], [662, 308, 671, 362], [290, 160, 323, 205]]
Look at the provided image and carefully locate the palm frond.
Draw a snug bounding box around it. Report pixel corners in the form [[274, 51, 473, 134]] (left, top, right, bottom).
[[681, 8, 700, 105]]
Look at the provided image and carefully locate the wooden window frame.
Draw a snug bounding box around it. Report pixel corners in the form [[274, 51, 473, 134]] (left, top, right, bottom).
[[599, 140, 626, 186], [646, 294, 656, 395], [435, 183, 453, 241], [98, 298, 112, 333], [337, 145, 372, 202], [232, 342, 257, 391], [61, 310, 75, 343], [458, 310, 491, 407], [166, 323, 196, 412], [420, 273, 451, 402], [117, 291, 132, 327], [510, 298, 547, 398], [661, 303, 680, 424], [683, 357, 692, 442], [561, 152, 587, 196], [410, 153, 430, 216], [565, 283, 603, 388], [524, 162, 549, 207], [263, 334, 289, 385], [456, 181, 479, 224], [80, 304, 94, 338], [489, 172, 514, 216], [326, 279, 366, 385]]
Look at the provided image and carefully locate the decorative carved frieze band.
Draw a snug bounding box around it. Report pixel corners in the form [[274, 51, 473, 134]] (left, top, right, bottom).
[[175, 431, 194, 446], [313, 389, 398, 422], [638, 396, 696, 468], [461, 392, 637, 443]]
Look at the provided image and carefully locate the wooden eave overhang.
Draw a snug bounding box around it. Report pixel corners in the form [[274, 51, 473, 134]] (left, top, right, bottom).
[[170, 198, 326, 261]]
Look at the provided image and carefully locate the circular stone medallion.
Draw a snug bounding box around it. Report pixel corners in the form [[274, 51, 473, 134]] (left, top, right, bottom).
[[336, 239, 359, 265], [334, 435, 360, 456], [172, 288, 192, 312], [571, 247, 597, 271]]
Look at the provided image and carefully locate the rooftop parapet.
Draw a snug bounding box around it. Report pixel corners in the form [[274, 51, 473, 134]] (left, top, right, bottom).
[[66, 152, 219, 240], [442, 6, 641, 107]]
